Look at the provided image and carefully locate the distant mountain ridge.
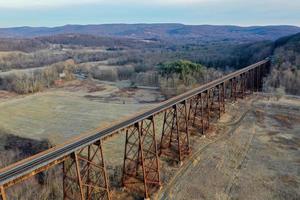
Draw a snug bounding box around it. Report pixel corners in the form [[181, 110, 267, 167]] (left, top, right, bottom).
[[0, 24, 300, 42]]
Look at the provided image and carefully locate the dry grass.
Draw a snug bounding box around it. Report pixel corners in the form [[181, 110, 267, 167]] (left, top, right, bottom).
[[0, 89, 149, 144]]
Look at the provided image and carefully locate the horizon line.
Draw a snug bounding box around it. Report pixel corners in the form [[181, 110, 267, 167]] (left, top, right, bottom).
[[1, 22, 300, 29]]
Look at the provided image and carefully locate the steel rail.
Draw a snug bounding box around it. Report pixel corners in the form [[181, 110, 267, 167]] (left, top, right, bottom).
[[0, 58, 270, 186]]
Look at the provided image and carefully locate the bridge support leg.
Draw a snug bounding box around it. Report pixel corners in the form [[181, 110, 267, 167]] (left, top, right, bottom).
[[223, 81, 227, 102], [188, 92, 210, 135], [251, 69, 255, 93], [219, 83, 226, 115], [188, 95, 200, 127], [63, 153, 84, 200], [188, 94, 204, 132], [63, 140, 110, 200], [0, 186, 6, 200], [255, 67, 258, 92], [241, 74, 245, 98], [230, 78, 237, 102], [212, 88, 219, 118], [199, 91, 210, 134], [247, 70, 253, 94], [258, 65, 262, 91], [160, 101, 190, 163], [123, 117, 160, 199], [245, 71, 251, 95], [218, 84, 222, 119], [200, 93, 205, 134], [234, 78, 238, 101], [206, 90, 211, 128], [230, 79, 233, 100]]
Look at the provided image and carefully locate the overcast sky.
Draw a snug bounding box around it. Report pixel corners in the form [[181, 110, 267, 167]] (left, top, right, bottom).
[[0, 0, 299, 27]]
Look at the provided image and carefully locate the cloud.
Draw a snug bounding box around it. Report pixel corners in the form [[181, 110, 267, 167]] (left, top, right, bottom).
[[0, 0, 219, 9]]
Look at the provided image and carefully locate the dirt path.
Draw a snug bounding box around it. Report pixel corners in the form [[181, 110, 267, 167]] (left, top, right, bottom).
[[156, 96, 300, 200]]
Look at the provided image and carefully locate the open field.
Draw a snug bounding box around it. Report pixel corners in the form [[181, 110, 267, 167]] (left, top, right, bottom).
[[156, 95, 300, 200], [0, 80, 163, 145]]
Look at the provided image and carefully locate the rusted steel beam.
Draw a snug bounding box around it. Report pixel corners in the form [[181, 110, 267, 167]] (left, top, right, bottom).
[[258, 64, 263, 91], [2, 155, 68, 189], [188, 92, 207, 134], [222, 81, 226, 101], [201, 91, 210, 133], [211, 87, 218, 119], [222, 82, 226, 112], [160, 101, 190, 163], [218, 84, 222, 119], [63, 153, 84, 200], [206, 90, 211, 126], [220, 82, 226, 114], [200, 93, 205, 134], [188, 93, 207, 134], [255, 67, 259, 92], [86, 145, 91, 199], [0, 186, 6, 200], [75, 153, 85, 200], [233, 77, 237, 101], [123, 117, 160, 199], [81, 141, 110, 200], [188, 94, 201, 128], [230, 79, 233, 100], [245, 71, 250, 94], [188, 82, 226, 134], [63, 141, 110, 200], [241, 73, 245, 98], [251, 69, 255, 93]]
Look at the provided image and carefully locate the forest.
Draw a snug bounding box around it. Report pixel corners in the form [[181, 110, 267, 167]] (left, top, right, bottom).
[[0, 30, 299, 96]]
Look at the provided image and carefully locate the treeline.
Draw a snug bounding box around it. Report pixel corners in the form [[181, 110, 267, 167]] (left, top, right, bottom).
[[264, 33, 300, 95], [0, 48, 131, 72], [0, 38, 47, 52], [38, 34, 164, 49], [0, 50, 70, 71], [0, 60, 76, 94]]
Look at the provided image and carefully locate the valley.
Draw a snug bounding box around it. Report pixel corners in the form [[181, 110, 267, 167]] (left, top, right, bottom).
[[0, 23, 299, 200]]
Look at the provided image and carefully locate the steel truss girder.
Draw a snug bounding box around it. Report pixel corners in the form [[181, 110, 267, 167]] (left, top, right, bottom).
[[236, 74, 246, 99], [160, 101, 190, 163], [230, 72, 252, 100], [122, 117, 160, 199], [218, 83, 226, 116], [0, 186, 6, 200], [63, 140, 110, 200], [231, 77, 238, 101], [203, 85, 225, 121], [188, 93, 207, 134]]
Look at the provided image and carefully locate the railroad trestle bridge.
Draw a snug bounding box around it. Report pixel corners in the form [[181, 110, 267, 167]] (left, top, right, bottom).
[[0, 59, 271, 200]]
